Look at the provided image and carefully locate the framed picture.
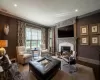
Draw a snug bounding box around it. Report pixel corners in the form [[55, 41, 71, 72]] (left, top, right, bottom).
[[80, 36, 89, 45], [90, 35, 100, 45], [80, 25, 88, 35], [91, 24, 100, 34]]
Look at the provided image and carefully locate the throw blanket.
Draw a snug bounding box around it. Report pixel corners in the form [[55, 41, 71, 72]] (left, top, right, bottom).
[[0, 55, 24, 80]]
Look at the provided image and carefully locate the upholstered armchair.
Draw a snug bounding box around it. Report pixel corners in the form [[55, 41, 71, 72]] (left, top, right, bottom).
[[16, 46, 32, 64], [41, 44, 49, 57]]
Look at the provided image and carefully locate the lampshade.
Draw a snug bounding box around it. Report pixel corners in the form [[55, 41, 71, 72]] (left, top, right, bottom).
[[0, 40, 8, 47]]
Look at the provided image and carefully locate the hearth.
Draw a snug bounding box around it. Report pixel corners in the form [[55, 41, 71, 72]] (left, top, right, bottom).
[[61, 46, 71, 54]]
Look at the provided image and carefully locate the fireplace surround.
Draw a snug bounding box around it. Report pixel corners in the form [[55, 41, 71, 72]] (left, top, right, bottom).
[[57, 37, 76, 53]]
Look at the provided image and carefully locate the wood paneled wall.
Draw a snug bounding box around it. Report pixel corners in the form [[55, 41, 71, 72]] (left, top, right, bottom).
[[0, 14, 17, 59]]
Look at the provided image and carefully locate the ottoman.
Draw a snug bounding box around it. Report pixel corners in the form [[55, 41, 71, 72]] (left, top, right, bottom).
[[29, 56, 61, 80]]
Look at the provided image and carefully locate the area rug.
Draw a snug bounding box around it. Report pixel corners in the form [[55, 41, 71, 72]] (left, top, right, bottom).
[[19, 60, 95, 80], [21, 70, 71, 80]]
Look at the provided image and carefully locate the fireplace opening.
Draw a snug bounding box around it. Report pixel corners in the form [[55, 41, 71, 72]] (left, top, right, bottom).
[[61, 46, 71, 55]]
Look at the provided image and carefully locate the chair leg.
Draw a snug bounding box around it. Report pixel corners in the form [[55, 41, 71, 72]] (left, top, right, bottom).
[[69, 64, 77, 73]]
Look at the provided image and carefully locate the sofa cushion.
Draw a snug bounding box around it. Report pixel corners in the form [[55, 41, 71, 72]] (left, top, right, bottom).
[[0, 66, 3, 72], [41, 49, 48, 52], [17, 46, 27, 54], [23, 54, 32, 58], [19, 51, 27, 55]]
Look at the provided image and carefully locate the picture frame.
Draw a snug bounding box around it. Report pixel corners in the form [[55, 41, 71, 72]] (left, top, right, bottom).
[[80, 25, 88, 35], [80, 36, 89, 45], [90, 35, 100, 45], [91, 24, 100, 34]]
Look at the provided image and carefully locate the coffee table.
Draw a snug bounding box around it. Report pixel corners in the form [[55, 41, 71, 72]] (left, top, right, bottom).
[[29, 56, 61, 80]]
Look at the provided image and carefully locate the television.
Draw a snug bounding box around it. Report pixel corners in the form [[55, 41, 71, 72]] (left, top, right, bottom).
[[58, 25, 74, 38]]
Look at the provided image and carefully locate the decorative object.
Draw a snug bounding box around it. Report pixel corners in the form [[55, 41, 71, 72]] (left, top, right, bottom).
[[80, 36, 89, 45], [0, 54, 24, 80], [0, 40, 8, 55], [91, 35, 100, 45], [4, 24, 9, 35], [80, 25, 88, 35], [91, 24, 100, 34]]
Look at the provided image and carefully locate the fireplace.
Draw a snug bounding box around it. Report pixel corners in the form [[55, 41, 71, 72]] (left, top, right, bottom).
[[58, 40, 75, 52], [61, 46, 71, 54]]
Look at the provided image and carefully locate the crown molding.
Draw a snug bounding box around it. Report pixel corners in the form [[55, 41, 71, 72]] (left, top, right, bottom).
[[78, 9, 100, 19], [0, 11, 48, 28]]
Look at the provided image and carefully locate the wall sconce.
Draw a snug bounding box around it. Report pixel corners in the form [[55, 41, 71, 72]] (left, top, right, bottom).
[[4, 24, 9, 35]]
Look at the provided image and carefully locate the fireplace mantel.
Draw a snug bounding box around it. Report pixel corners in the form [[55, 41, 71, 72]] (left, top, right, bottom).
[[57, 37, 76, 52]]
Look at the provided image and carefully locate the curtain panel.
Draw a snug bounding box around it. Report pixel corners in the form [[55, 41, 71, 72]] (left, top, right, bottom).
[[17, 21, 46, 49], [48, 28, 55, 53], [17, 21, 26, 46], [41, 28, 46, 49]]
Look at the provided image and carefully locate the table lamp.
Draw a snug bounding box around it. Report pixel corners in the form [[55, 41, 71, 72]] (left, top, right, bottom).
[[0, 40, 8, 56]]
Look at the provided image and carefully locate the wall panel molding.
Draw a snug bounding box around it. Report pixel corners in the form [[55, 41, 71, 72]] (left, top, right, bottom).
[[78, 57, 100, 65]]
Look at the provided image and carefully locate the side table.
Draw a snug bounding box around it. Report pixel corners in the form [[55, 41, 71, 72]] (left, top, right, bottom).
[[10, 58, 16, 63], [31, 49, 40, 59]]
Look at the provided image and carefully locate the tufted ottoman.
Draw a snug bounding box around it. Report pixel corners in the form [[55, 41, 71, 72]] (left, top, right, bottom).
[[29, 56, 61, 80]]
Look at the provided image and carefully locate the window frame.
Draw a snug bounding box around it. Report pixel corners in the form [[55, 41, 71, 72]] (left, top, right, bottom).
[[25, 27, 41, 49]]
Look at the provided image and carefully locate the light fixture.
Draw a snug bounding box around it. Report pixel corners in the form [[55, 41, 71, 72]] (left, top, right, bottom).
[[14, 4, 17, 7], [75, 9, 78, 12], [0, 40, 8, 55]]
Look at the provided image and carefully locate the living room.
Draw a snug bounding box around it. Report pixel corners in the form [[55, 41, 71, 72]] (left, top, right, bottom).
[[0, 0, 100, 80]]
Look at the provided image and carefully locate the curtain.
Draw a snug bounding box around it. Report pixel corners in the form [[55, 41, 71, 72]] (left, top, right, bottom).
[[17, 21, 26, 46], [48, 28, 55, 53], [41, 28, 46, 49]]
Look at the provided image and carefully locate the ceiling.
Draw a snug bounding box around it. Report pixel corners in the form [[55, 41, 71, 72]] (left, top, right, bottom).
[[0, 0, 100, 27]]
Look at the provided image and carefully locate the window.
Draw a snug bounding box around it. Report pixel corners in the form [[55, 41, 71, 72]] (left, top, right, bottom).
[[25, 27, 41, 49]]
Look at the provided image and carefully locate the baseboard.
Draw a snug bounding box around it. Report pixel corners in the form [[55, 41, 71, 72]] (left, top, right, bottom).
[[78, 57, 100, 65]]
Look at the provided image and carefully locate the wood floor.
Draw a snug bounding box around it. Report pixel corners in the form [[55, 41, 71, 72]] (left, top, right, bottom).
[[18, 58, 95, 80]]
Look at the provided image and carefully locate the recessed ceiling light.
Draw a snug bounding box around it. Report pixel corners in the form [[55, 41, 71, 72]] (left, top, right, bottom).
[[14, 4, 17, 7], [75, 9, 78, 12]]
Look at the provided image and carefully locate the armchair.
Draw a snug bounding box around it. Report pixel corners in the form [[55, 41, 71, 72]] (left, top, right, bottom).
[[62, 51, 77, 73], [16, 46, 32, 64], [40, 44, 49, 57]]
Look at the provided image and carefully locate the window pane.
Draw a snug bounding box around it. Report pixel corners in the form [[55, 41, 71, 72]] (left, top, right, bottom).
[[38, 36, 41, 40], [32, 35, 37, 40], [31, 41, 37, 49], [32, 29, 37, 36], [38, 30, 41, 35], [38, 40, 41, 48], [38, 30, 41, 40], [26, 41, 30, 49], [50, 30, 52, 38], [50, 39, 52, 47], [26, 28, 31, 40]]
